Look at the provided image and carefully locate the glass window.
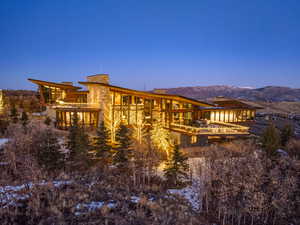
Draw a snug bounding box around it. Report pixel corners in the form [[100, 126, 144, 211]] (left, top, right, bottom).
[[191, 135, 197, 144]]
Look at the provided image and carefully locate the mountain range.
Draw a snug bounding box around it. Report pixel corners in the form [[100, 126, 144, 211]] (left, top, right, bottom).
[[155, 86, 300, 102]]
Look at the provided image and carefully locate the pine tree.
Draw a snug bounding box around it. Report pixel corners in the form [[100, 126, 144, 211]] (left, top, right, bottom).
[[94, 121, 111, 159], [280, 124, 294, 147], [163, 145, 189, 187], [21, 111, 29, 127], [112, 124, 132, 167], [260, 123, 281, 157], [44, 116, 52, 126], [67, 113, 90, 167], [35, 128, 65, 171], [10, 105, 18, 123]]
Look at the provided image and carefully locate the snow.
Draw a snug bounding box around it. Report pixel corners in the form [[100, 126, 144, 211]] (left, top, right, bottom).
[[0, 138, 8, 147], [0, 180, 71, 193], [238, 86, 255, 89], [168, 180, 201, 211], [76, 201, 105, 210], [131, 196, 140, 203], [75, 196, 144, 213], [31, 112, 47, 116], [0, 180, 71, 207], [75, 201, 117, 215], [277, 149, 288, 156], [157, 157, 208, 211]]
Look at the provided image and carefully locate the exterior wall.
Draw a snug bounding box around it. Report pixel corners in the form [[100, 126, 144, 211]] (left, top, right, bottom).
[[85, 84, 111, 126], [177, 132, 208, 148], [209, 109, 255, 122]]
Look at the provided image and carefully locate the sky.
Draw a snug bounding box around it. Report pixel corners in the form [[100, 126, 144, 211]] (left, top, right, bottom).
[[0, 0, 300, 90]]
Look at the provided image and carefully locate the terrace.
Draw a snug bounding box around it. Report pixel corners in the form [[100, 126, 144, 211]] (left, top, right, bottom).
[[170, 120, 249, 136]]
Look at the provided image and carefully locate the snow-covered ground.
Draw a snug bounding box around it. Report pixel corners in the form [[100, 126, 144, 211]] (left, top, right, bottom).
[[158, 157, 208, 212], [75, 200, 117, 215], [1, 157, 208, 214], [0, 181, 71, 207], [0, 138, 8, 147], [0, 180, 150, 216], [168, 180, 201, 210], [75, 196, 141, 213]]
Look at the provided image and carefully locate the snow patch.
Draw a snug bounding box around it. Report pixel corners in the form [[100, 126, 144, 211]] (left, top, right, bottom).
[[168, 181, 201, 210], [0, 180, 71, 207], [0, 138, 8, 147], [131, 196, 140, 203], [75, 200, 117, 215]]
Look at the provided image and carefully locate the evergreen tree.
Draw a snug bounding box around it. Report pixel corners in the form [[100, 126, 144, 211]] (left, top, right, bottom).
[[35, 128, 65, 171], [112, 124, 132, 167], [163, 145, 189, 187], [10, 105, 18, 123], [67, 113, 90, 167], [94, 121, 111, 158], [260, 123, 281, 157], [44, 116, 52, 126], [21, 111, 29, 127], [280, 124, 294, 147]]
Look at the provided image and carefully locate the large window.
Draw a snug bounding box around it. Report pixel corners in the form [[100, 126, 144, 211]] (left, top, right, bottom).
[[40, 86, 64, 104], [56, 110, 99, 129]]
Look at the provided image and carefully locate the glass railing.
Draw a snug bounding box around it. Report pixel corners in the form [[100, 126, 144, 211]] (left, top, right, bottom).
[[170, 120, 249, 135], [53, 102, 99, 109]]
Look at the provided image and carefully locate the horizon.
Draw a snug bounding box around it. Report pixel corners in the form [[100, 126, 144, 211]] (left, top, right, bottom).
[[2, 78, 299, 92], [1, 0, 300, 90]]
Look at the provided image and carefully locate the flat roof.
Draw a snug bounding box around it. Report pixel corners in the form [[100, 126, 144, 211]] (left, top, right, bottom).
[[212, 98, 261, 109]]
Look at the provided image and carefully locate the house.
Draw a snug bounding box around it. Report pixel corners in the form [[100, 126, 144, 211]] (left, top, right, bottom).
[[29, 74, 259, 146]]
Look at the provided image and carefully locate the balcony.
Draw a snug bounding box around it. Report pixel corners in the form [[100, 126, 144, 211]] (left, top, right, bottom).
[[170, 120, 249, 136], [53, 101, 99, 109]]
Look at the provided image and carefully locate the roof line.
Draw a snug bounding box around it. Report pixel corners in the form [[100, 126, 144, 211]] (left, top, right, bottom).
[[28, 78, 82, 90], [79, 81, 214, 107]]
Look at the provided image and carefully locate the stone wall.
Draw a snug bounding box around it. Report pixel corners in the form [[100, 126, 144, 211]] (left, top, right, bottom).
[[86, 84, 111, 126], [87, 74, 109, 84]]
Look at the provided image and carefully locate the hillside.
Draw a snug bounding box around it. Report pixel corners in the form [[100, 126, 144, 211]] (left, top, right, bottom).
[[157, 85, 300, 102]]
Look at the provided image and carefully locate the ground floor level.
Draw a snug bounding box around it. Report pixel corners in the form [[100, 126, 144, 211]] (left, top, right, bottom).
[[45, 106, 252, 147]]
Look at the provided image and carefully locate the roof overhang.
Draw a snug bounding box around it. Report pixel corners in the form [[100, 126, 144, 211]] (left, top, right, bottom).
[[79, 81, 214, 107], [28, 78, 81, 90]]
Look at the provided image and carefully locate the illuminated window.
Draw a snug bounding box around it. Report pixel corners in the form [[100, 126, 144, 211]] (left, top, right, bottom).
[[191, 135, 197, 144]]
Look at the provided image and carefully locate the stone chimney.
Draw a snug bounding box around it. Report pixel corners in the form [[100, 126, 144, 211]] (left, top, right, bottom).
[[87, 74, 110, 84], [61, 82, 73, 86]]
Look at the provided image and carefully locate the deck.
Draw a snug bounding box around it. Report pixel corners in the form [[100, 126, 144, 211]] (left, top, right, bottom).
[[170, 120, 249, 136]]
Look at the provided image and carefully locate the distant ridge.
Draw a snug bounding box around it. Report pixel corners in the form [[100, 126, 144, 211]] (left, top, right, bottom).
[[154, 85, 300, 102]]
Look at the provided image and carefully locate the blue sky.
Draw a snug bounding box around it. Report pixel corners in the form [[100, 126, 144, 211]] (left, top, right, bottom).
[[0, 0, 300, 90]]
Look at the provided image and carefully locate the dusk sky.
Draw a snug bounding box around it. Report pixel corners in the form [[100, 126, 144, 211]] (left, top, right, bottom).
[[1, 0, 300, 90]]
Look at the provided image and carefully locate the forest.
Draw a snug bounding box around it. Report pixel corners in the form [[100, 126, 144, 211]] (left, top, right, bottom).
[[0, 105, 299, 225]]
